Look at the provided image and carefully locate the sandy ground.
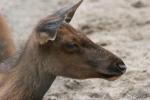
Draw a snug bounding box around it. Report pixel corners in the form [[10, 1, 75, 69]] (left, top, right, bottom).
[[0, 0, 150, 100]]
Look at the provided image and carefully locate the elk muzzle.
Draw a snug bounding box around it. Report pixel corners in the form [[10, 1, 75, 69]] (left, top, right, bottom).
[[86, 47, 127, 81], [100, 57, 127, 81]]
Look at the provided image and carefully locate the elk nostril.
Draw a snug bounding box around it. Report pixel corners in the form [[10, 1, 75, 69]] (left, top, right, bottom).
[[118, 64, 126, 73], [106, 62, 126, 76]]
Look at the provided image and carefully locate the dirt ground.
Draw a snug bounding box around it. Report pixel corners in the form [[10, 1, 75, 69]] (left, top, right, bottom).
[[0, 0, 150, 100]]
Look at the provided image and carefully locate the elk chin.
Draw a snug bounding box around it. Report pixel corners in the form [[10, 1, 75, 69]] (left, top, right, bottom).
[[106, 76, 121, 81], [100, 73, 122, 81]]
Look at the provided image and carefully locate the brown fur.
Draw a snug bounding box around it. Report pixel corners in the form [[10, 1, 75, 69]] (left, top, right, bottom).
[[0, 1, 126, 100], [0, 22, 125, 100], [0, 15, 15, 62]]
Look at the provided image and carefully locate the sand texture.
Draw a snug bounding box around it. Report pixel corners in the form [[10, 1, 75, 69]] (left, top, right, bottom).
[[0, 0, 150, 100]]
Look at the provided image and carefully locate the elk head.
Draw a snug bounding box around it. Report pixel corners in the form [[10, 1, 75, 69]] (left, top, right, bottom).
[[34, 0, 126, 81]]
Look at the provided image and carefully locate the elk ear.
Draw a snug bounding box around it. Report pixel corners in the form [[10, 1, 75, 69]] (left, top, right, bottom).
[[36, 16, 64, 44], [35, 0, 83, 44], [54, 0, 83, 23]]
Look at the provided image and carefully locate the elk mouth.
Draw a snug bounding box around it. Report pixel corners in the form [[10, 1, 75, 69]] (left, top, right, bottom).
[[100, 64, 126, 81]]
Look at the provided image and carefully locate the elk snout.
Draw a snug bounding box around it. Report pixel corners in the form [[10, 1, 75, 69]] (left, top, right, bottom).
[[108, 58, 127, 76], [117, 63, 127, 74]]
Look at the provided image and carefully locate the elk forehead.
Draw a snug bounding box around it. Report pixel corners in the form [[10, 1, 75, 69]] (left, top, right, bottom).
[[58, 23, 82, 42], [57, 23, 96, 47]]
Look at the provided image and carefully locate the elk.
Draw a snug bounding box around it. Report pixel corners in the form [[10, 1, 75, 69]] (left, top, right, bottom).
[[0, 14, 15, 62], [0, 0, 126, 100]]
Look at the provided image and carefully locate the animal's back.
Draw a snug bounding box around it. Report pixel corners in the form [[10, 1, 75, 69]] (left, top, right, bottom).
[[0, 14, 15, 63]]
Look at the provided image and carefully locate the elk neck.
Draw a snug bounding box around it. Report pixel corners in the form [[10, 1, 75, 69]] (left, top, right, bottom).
[[1, 34, 56, 100]]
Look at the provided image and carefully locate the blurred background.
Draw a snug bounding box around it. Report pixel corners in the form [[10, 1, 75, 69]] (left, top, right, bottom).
[[0, 0, 150, 100]]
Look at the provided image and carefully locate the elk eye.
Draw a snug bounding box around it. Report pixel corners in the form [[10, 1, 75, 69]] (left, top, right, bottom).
[[65, 42, 78, 49]]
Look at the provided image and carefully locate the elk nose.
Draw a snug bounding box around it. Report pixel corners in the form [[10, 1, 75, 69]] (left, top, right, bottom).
[[117, 62, 127, 74]]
